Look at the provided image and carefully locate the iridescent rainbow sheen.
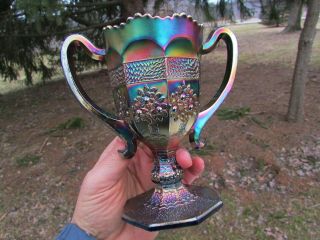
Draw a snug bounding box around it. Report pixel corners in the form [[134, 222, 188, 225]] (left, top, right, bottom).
[[103, 13, 202, 65], [124, 41, 165, 62], [61, 14, 238, 231], [191, 27, 238, 147], [62, 34, 105, 61], [61, 34, 137, 158], [127, 80, 167, 103]]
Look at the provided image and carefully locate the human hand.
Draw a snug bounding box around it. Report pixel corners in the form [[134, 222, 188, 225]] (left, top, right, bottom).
[[72, 137, 205, 240]]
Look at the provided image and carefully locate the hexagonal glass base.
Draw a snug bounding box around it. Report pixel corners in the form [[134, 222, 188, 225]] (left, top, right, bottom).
[[122, 184, 223, 231]]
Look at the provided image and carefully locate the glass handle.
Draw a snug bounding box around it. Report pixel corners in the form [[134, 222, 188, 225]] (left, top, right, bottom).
[[189, 27, 238, 148], [61, 34, 137, 158]]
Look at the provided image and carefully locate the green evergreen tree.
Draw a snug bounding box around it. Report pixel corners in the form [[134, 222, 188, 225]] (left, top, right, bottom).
[[0, 0, 143, 85]]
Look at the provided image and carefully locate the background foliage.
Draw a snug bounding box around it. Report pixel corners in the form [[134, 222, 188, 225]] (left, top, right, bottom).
[[0, 0, 294, 86]]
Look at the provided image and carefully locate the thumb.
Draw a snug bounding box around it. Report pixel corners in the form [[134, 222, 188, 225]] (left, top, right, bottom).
[[85, 137, 131, 189]]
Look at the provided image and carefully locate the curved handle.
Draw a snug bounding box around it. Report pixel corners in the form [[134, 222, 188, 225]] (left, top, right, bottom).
[[61, 34, 137, 158], [189, 27, 238, 148]]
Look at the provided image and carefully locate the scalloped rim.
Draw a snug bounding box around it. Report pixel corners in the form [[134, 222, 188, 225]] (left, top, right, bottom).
[[103, 13, 203, 30]]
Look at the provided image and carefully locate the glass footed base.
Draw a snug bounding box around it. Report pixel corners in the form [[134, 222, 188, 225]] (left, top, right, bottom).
[[122, 184, 223, 231]]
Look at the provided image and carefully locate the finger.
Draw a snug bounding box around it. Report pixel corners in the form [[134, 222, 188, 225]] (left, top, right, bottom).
[[176, 148, 192, 169], [188, 156, 205, 176], [182, 171, 196, 185], [182, 156, 205, 185]]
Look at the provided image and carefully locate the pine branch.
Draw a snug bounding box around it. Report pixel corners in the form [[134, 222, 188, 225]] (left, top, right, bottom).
[[67, 6, 110, 16], [63, 1, 122, 8], [0, 18, 123, 38], [68, 15, 92, 26]]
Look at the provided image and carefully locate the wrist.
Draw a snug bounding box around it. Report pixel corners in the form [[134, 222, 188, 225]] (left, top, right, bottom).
[[56, 223, 96, 240], [71, 216, 98, 238]]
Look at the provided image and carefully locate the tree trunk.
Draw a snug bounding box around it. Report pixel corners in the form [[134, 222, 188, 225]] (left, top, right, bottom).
[[287, 0, 320, 122], [259, 0, 266, 15], [121, 0, 144, 19], [269, 0, 280, 27], [283, 0, 303, 32]]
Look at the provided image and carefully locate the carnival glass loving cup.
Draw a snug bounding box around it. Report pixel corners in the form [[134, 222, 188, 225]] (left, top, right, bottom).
[[61, 13, 238, 231]]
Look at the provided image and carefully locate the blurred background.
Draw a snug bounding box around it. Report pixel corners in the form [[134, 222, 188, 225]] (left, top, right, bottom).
[[0, 0, 319, 239]]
